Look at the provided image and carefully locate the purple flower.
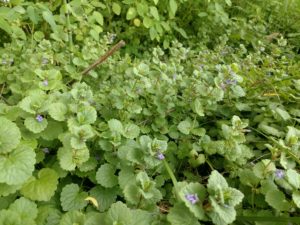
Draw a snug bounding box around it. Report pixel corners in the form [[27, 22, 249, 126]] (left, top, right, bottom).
[[173, 74, 177, 80], [42, 148, 50, 154], [42, 80, 49, 86], [275, 169, 285, 179], [185, 193, 199, 204], [94, 155, 100, 161], [36, 114, 43, 122], [157, 152, 165, 160]]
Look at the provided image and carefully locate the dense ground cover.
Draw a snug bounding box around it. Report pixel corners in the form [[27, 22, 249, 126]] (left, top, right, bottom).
[[0, 0, 300, 224]]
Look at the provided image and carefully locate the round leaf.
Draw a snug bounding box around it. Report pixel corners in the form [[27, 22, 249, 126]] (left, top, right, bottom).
[[0, 117, 21, 153], [0, 145, 36, 185], [60, 183, 88, 211], [20, 168, 59, 201]]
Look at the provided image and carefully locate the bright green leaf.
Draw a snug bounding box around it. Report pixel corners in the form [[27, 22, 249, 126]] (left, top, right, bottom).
[[20, 168, 59, 201]]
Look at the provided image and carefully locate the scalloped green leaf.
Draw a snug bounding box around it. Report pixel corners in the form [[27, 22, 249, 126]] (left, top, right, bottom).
[[48, 103, 68, 121], [89, 186, 118, 212], [24, 116, 48, 133], [208, 197, 236, 225], [265, 189, 290, 211], [9, 197, 38, 223], [0, 117, 21, 153], [20, 168, 59, 201], [207, 170, 228, 192], [57, 146, 90, 171], [0, 145, 36, 185], [105, 202, 133, 224], [60, 183, 88, 211], [167, 203, 201, 225], [108, 119, 123, 134], [123, 123, 140, 139], [0, 183, 21, 197], [59, 210, 85, 225], [96, 163, 118, 188], [112, 2, 121, 15], [41, 121, 64, 140], [177, 120, 192, 135], [19, 90, 47, 114], [0, 210, 22, 225], [77, 105, 97, 124]]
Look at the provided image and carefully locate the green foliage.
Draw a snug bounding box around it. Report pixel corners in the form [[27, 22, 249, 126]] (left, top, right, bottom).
[[1, 0, 300, 224]]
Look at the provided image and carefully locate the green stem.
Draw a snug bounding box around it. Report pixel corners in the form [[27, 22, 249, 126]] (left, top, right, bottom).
[[163, 159, 179, 198], [64, 0, 73, 53]]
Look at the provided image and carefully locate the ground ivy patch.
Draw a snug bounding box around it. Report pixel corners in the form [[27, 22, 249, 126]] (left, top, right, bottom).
[[1, 1, 300, 224]]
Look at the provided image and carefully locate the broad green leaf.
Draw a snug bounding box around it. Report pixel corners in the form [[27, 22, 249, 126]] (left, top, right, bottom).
[[0, 145, 35, 185], [48, 103, 68, 121], [59, 210, 85, 225], [89, 186, 118, 212], [108, 119, 123, 134], [143, 16, 153, 28], [275, 108, 291, 121], [112, 3, 121, 15], [208, 197, 236, 225], [167, 203, 200, 225], [77, 106, 97, 124], [105, 202, 133, 225], [9, 197, 38, 222], [0, 117, 21, 153], [20, 168, 59, 201], [224, 187, 244, 207], [0, 183, 21, 197], [169, 0, 178, 16], [0, 17, 12, 35], [131, 209, 153, 225], [93, 11, 104, 26], [286, 169, 300, 189], [177, 120, 192, 135], [238, 169, 260, 187], [193, 99, 204, 117], [207, 170, 228, 191], [41, 121, 64, 140], [0, 210, 21, 225], [265, 189, 290, 211], [150, 6, 159, 20], [24, 116, 48, 133], [292, 191, 300, 208], [123, 123, 140, 139], [57, 146, 90, 171], [60, 183, 88, 211], [42, 11, 57, 32], [96, 163, 118, 188], [258, 124, 283, 137], [27, 5, 39, 24], [126, 7, 136, 20]]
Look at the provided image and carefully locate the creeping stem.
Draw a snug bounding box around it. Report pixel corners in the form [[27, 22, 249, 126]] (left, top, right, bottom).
[[81, 40, 126, 75]]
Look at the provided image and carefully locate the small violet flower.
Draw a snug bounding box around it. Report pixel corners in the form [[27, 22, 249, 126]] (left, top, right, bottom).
[[275, 169, 285, 179], [157, 152, 165, 160], [185, 193, 199, 204], [36, 114, 44, 122]]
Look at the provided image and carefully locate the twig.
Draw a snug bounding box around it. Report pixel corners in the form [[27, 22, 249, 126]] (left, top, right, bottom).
[[81, 40, 126, 75]]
